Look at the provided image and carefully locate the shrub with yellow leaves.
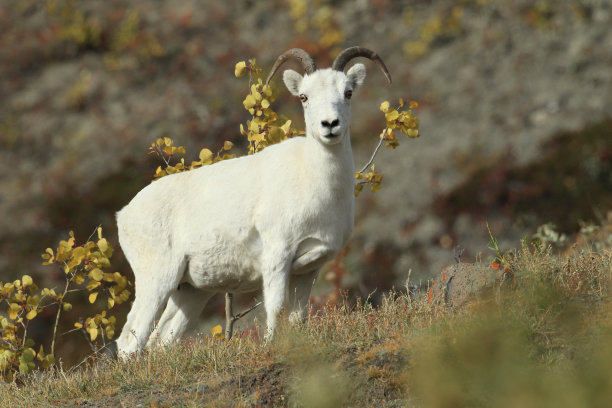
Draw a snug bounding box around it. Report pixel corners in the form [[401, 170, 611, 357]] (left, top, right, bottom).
[[148, 136, 237, 180], [355, 99, 420, 196], [1, 227, 130, 381], [151, 59, 419, 199], [149, 59, 303, 183]]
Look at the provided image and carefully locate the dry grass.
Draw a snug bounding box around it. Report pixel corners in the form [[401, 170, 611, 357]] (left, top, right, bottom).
[[1, 237, 611, 407]]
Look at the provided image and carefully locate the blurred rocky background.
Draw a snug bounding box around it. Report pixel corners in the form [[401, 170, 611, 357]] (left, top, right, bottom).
[[1, 0, 611, 361]]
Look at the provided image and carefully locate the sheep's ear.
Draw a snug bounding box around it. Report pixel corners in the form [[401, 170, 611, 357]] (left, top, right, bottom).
[[283, 69, 303, 96], [346, 63, 366, 91]]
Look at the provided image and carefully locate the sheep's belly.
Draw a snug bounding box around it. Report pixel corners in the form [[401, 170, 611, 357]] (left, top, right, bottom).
[[182, 248, 261, 293]]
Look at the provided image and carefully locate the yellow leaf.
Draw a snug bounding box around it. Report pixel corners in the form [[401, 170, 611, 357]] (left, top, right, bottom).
[[211, 324, 225, 339], [385, 110, 399, 121], [108, 297, 115, 309], [26, 310, 37, 320], [89, 292, 98, 304], [63, 302, 72, 311], [164, 137, 172, 147], [70, 246, 87, 266], [409, 100, 419, 109], [89, 327, 98, 342], [74, 322, 83, 329], [234, 60, 247, 77], [223, 141, 234, 150], [268, 126, 284, 143], [21, 275, 33, 287], [243, 94, 256, 110], [21, 348, 35, 362], [98, 238, 109, 252], [261, 99, 270, 109], [281, 120, 292, 134], [354, 184, 364, 197], [42, 354, 55, 369], [199, 148, 213, 165], [266, 82, 274, 95], [380, 101, 390, 113], [156, 138, 164, 146], [90, 268, 104, 281], [86, 280, 101, 291], [74, 272, 85, 285], [8, 303, 20, 320]]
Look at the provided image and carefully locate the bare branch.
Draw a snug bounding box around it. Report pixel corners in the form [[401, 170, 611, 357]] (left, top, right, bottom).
[[359, 128, 388, 173], [224, 293, 263, 340]]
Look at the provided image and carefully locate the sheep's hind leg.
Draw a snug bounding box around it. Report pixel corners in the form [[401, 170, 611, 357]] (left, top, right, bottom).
[[116, 259, 182, 358], [288, 270, 319, 324], [147, 284, 213, 348]]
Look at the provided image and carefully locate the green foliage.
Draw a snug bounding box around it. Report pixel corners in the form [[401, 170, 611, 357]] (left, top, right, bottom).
[[1, 228, 130, 381]]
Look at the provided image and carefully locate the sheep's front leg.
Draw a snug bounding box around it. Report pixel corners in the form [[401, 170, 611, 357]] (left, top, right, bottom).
[[262, 256, 291, 342], [288, 270, 318, 324]]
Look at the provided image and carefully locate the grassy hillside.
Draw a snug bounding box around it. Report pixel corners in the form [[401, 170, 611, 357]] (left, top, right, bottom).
[[2, 1, 612, 404], [2, 229, 610, 407]]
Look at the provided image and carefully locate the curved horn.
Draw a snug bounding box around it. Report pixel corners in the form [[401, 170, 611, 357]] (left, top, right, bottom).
[[332, 46, 392, 84], [265, 48, 316, 86]]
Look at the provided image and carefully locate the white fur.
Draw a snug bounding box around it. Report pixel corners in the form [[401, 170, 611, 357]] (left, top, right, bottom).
[[115, 64, 367, 356]]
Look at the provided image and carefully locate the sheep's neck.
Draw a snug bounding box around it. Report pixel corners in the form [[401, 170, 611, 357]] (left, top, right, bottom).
[[305, 133, 355, 195]]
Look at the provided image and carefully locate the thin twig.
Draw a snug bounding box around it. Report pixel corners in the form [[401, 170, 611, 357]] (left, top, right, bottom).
[[224, 294, 263, 340], [51, 278, 71, 356], [68, 341, 114, 373], [233, 301, 263, 321], [224, 293, 234, 340], [86, 225, 101, 243], [359, 128, 388, 173], [60, 326, 82, 337]]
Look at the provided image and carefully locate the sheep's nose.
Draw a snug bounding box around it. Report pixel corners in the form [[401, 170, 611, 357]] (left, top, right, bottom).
[[321, 119, 339, 128]]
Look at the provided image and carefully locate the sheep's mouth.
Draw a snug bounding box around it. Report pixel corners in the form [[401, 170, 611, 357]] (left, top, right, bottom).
[[323, 132, 340, 139]]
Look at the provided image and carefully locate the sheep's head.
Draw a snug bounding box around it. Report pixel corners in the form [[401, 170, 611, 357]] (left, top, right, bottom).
[[266, 47, 391, 146]]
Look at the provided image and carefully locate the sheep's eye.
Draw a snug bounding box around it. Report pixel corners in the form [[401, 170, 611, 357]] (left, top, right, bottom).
[[345, 90, 353, 99], [299, 94, 308, 103]]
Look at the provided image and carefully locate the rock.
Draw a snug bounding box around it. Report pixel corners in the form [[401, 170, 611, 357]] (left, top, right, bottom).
[[430, 263, 506, 307]]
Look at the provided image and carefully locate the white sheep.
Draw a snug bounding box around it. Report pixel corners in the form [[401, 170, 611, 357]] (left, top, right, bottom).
[[115, 47, 391, 356]]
